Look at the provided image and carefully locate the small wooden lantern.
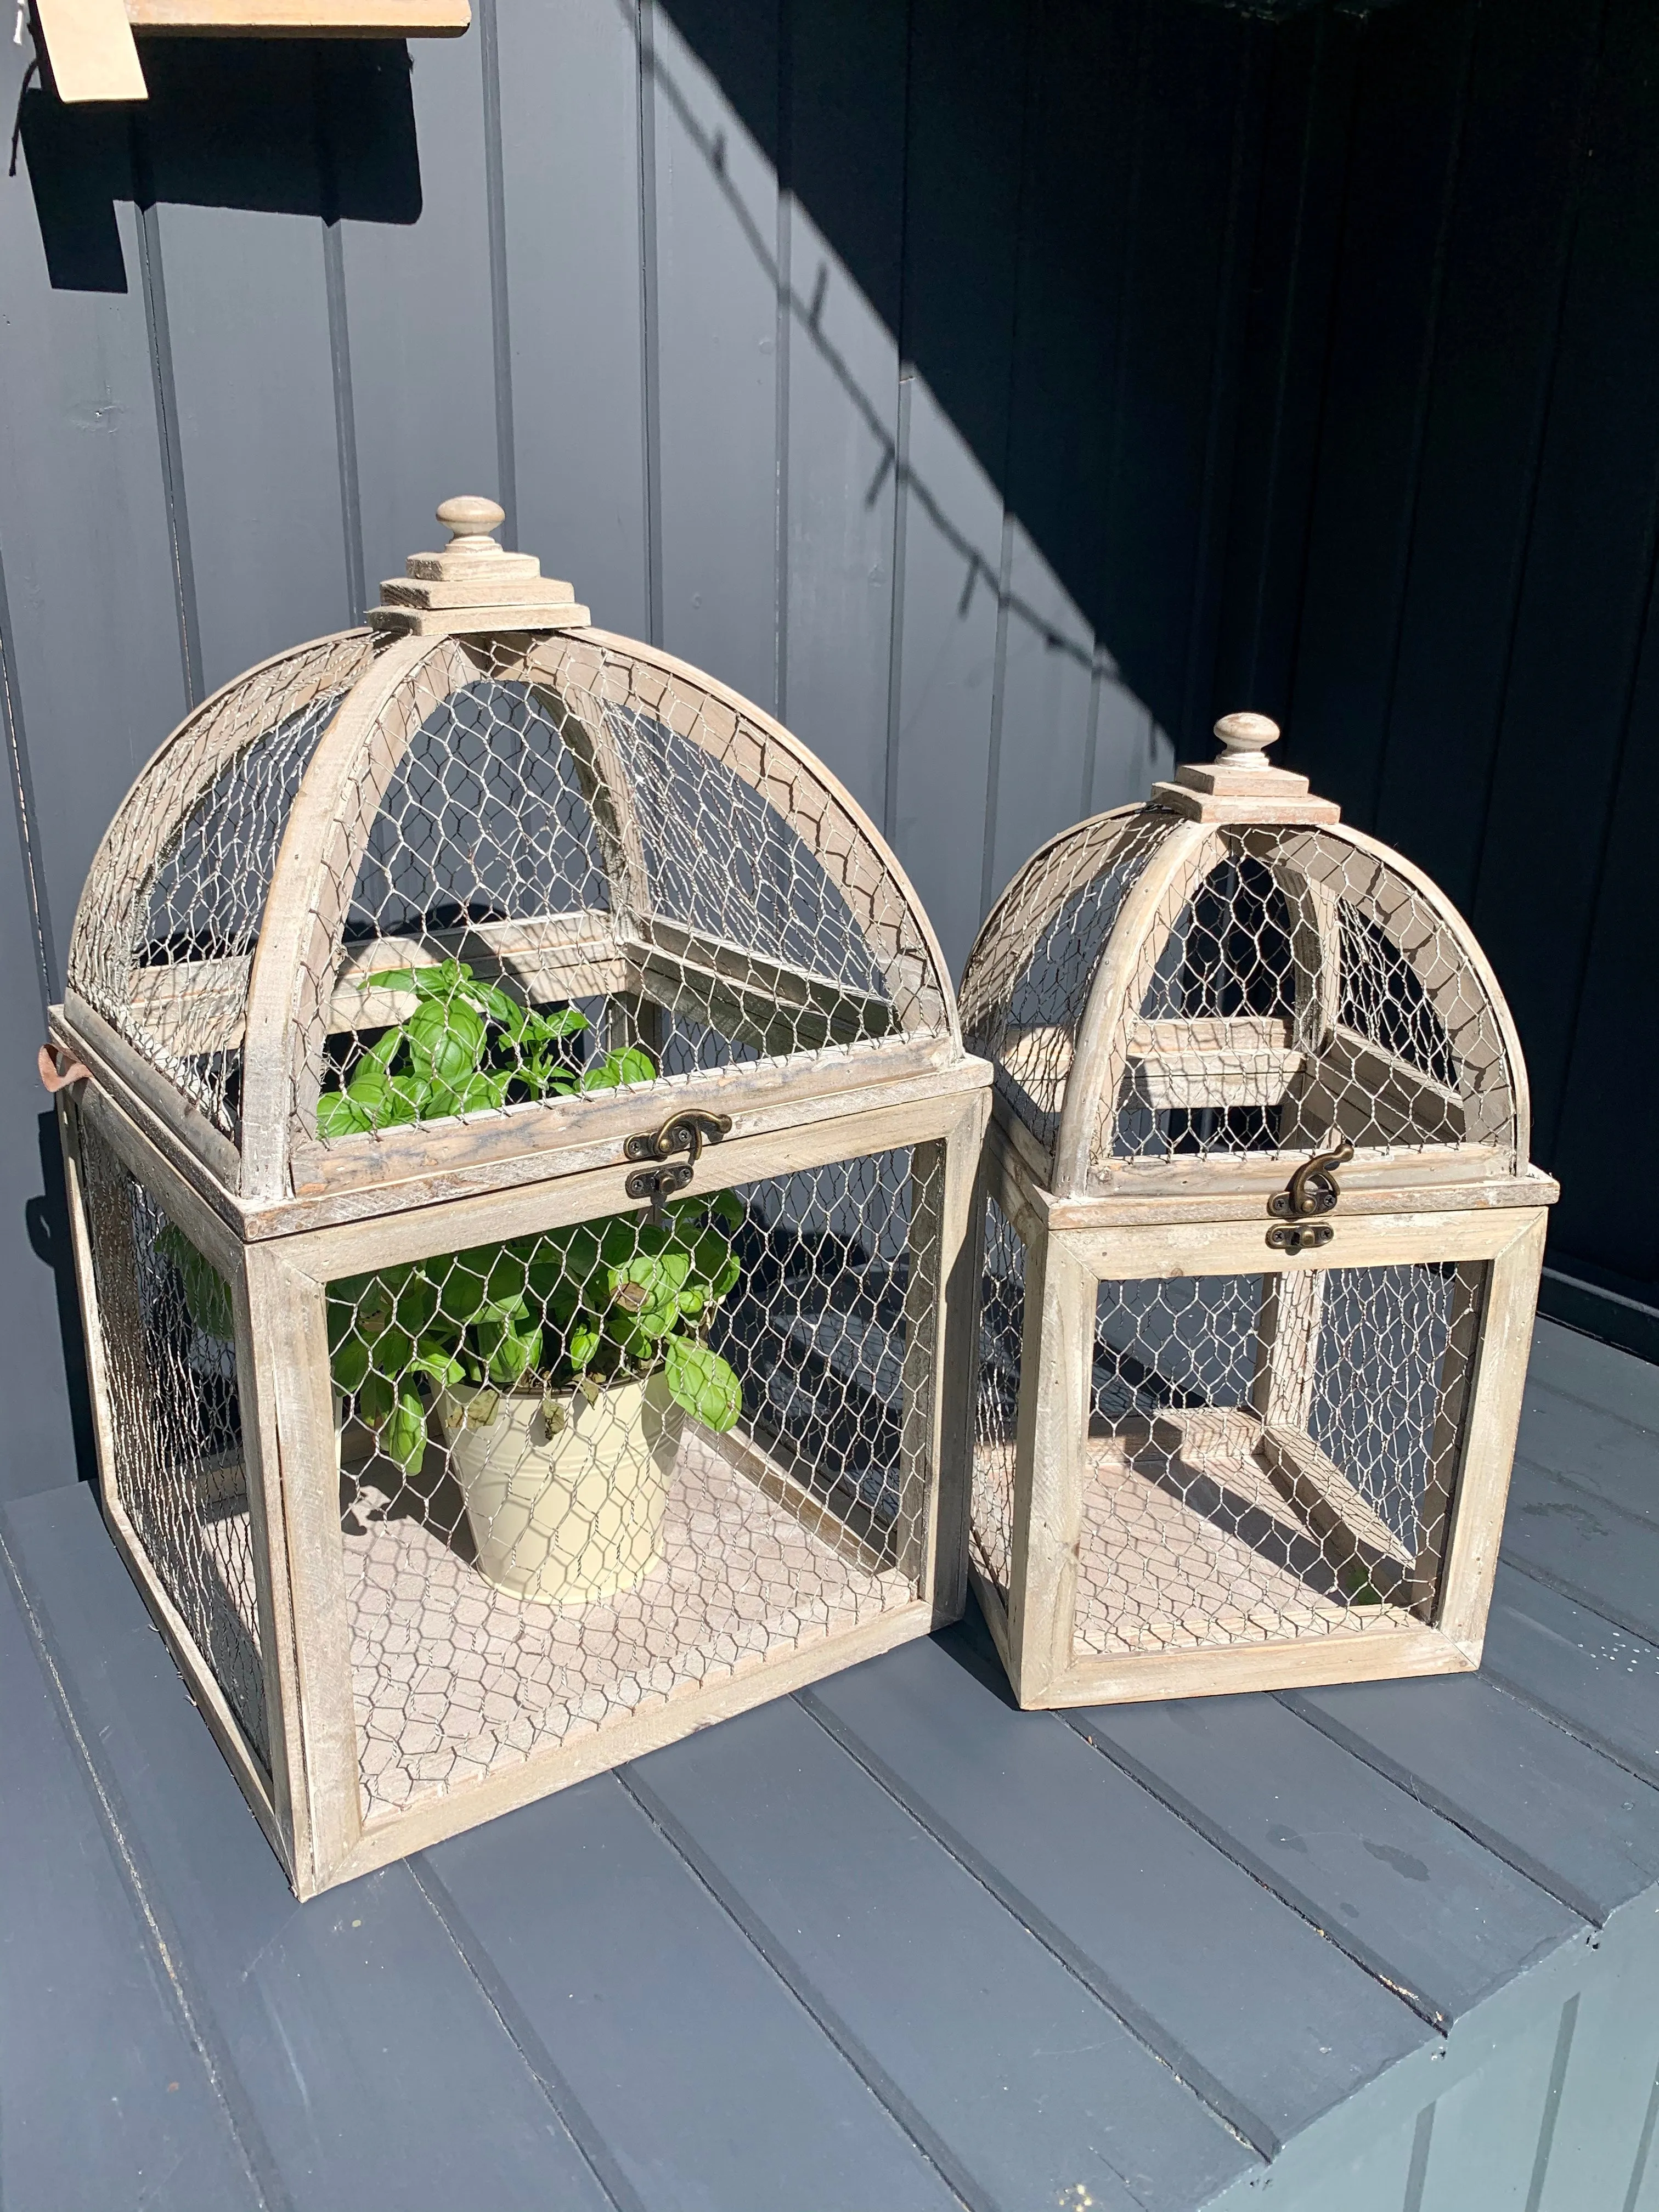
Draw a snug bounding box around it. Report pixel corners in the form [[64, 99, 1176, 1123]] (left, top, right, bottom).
[[959, 713, 1555, 1707], [49, 497, 988, 1896]]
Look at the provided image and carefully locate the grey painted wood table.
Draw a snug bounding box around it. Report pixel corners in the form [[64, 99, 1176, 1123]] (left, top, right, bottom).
[[3, 1317, 1657, 2212]]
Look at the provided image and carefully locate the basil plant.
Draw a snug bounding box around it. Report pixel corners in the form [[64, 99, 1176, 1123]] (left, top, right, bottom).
[[327, 1192, 746, 1475], [312, 968, 744, 1474], [317, 958, 654, 1136]]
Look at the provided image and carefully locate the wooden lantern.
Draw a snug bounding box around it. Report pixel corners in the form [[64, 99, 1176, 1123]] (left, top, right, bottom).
[[49, 496, 989, 1897], [958, 712, 1555, 1708]]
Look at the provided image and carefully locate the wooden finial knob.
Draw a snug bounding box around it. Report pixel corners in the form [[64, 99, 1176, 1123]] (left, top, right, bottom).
[[1213, 711, 1280, 768], [436, 495, 506, 555]]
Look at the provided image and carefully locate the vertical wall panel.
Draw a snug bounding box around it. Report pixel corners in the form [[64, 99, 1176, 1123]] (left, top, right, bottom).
[[341, 36, 501, 605], [777, 0, 906, 823], [1469, 0, 1659, 1167], [0, 68, 178, 1503], [1284, 0, 1478, 816], [1094, 0, 1258, 753], [1416, 2004, 1566, 2211], [648, 0, 781, 712], [889, 382, 1004, 980], [500, 0, 651, 637], [157, 195, 350, 691], [1536, 1921, 1659, 2212], [0, 803, 92, 1499], [0, 179, 184, 965], [988, 529, 1097, 903], [1210, 7, 1360, 724], [984, 0, 1132, 903], [889, 0, 1026, 978], [1372, 0, 1601, 910], [1547, 592, 1659, 1291]]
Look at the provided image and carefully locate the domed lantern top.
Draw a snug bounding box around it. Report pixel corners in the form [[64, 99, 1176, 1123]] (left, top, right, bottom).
[[960, 712, 1531, 1202], [58, 500, 959, 1212]]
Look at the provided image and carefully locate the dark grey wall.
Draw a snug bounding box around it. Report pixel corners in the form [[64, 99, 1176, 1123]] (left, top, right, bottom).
[[1215, 0, 1659, 1356], [0, 0, 1651, 1498]]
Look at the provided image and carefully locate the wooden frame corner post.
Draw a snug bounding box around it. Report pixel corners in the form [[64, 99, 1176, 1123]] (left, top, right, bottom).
[[1005, 1235, 1091, 1707], [244, 1239, 364, 1898]]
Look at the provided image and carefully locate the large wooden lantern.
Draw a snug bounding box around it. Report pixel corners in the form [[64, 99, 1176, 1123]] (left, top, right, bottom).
[[959, 712, 1555, 1708], [48, 497, 988, 1897]]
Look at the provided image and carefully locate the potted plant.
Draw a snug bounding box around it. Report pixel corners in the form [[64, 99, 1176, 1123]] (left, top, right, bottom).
[[315, 957, 654, 1133], [318, 969, 744, 1604]]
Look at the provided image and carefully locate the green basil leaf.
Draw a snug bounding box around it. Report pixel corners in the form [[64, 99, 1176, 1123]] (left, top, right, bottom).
[[467, 976, 521, 1027], [357, 1371, 395, 1425], [411, 960, 467, 998], [409, 1346, 465, 1388], [479, 1318, 541, 1387], [663, 1336, 742, 1433], [382, 1074, 431, 1125], [383, 1386, 429, 1476], [346, 1059, 391, 1106], [578, 1045, 655, 1092], [528, 1005, 589, 1040], [330, 1336, 372, 1394], [404, 995, 486, 1084], [317, 1090, 373, 1138]]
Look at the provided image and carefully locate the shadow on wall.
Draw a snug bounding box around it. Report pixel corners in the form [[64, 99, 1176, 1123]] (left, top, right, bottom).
[[651, 0, 1257, 798], [18, 41, 421, 292]]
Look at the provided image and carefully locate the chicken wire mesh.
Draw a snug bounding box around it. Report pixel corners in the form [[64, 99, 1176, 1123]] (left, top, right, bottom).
[[77, 1119, 269, 1765], [68, 631, 375, 1142], [289, 634, 949, 1170], [971, 1195, 1025, 1598], [1103, 830, 1510, 1168], [330, 1147, 936, 1821], [960, 810, 1169, 1153], [960, 812, 1516, 1186], [1076, 1257, 1485, 1658], [67, 627, 950, 1190]]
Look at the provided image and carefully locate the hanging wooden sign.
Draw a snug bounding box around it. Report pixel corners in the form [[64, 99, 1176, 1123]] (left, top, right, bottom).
[[35, 0, 469, 105]]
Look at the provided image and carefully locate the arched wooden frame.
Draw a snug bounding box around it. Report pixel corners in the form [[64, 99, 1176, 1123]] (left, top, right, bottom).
[[66, 630, 373, 1067], [960, 806, 1162, 1179], [235, 628, 958, 1203], [1049, 820, 1526, 1198], [63, 627, 957, 1211]]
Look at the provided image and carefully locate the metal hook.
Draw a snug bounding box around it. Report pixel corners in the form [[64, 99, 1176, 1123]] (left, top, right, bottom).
[[1268, 1138, 1354, 1223], [622, 1110, 733, 1169], [622, 1111, 732, 1226]]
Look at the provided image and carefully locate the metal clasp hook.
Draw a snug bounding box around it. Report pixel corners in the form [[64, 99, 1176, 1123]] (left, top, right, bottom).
[[1269, 1138, 1353, 1221], [1266, 1138, 1353, 1254], [623, 1110, 733, 1169], [623, 1110, 733, 1225]]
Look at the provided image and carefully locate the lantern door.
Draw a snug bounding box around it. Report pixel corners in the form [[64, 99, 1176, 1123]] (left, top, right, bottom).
[[976, 1193, 1546, 1706]]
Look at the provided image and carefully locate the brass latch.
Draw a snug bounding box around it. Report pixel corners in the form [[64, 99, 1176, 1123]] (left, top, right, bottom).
[[623, 1111, 733, 1225], [1266, 1138, 1353, 1254]]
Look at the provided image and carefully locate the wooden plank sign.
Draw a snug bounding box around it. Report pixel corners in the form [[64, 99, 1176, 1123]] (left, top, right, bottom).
[[37, 0, 468, 105]]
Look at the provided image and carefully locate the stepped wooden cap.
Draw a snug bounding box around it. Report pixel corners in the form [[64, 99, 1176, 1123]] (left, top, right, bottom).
[[1150, 707, 1341, 826], [369, 495, 590, 637]]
